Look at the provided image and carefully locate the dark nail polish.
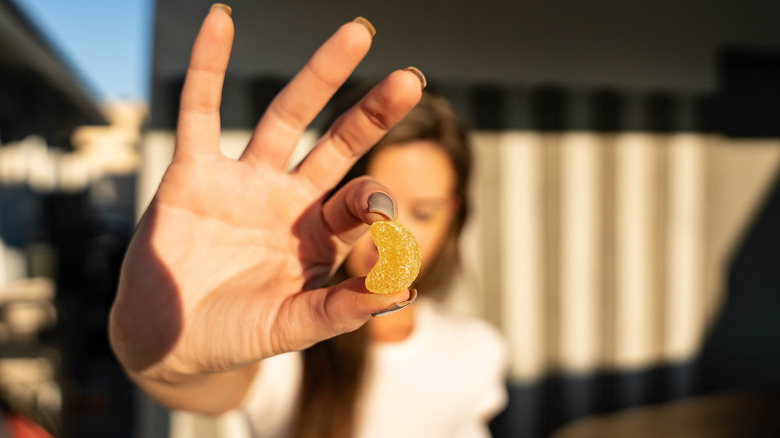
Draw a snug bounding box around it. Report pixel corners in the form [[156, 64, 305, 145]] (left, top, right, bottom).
[[371, 288, 418, 317], [368, 192, 395, 221]]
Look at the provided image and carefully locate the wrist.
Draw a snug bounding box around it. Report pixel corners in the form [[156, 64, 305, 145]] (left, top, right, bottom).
[[108, 308, 196, 386]]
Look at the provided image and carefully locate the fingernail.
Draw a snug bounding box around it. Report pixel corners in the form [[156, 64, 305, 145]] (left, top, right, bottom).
[[372, 288, 418, 317], [368, 192, 395, 220], [353, 17, 376, 38], [404, 66, 427, 90], [210, 3, 232, 16]]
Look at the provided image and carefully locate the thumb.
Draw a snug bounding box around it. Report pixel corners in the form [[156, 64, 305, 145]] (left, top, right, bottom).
[[276, 278, 416, 351]]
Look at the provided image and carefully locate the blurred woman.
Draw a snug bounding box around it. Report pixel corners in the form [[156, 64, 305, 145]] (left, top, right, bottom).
[[240, 91, 508, 438], [110, 8, 506, 438]]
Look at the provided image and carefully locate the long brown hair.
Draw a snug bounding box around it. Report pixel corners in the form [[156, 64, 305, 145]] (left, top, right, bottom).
[[292, 90, 472, 438]]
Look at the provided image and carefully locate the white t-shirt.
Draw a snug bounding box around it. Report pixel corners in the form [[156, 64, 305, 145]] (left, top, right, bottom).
[[239, 298, 508, 438]]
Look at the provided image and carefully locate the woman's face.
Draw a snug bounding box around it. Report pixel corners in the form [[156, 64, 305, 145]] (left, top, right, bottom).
[[345, 141, 457, 278]]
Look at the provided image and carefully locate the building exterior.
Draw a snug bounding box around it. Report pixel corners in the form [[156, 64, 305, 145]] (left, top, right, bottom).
[[1, 1, 143, 436]]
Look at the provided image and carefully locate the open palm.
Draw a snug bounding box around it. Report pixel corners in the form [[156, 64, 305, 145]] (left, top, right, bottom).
[[109, 8, 422, 384]]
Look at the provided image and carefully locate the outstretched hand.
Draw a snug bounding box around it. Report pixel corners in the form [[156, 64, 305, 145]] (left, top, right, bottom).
[[109, 6, 423, 386]]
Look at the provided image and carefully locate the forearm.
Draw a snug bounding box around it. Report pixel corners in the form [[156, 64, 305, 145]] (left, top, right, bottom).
[[127, 362, 259, 416], [109, 309, 259, 416]]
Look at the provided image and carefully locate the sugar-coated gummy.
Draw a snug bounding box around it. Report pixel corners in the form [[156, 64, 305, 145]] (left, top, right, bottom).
[[365, 221, 422, 294]]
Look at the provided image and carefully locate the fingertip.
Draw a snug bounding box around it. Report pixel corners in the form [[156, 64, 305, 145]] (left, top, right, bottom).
[[371, 288, 417, 317], [379, 69, 425, 113], [398, 68, 426, 98], [210, 3, 232, 16], [352, 177, 397, 225], [204, 3, 235, 39], [282, 279, 413, 350], [367, 192, 395, 221], [403, 67, 427, 91], [336, 20, 374, 55], [352, 17, 376, 38], [189, 3, 234, 70], [335, 279, 412, 318]]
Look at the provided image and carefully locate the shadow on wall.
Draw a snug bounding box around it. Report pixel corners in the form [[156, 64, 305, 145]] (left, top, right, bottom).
[[489, 48, 780, 438], [698, 48, 780, 392], [699, 168, 780, 392]]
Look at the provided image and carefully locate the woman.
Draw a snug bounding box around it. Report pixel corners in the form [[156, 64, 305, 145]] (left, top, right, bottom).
[[109, 6, 506, 438], [240, 91, 508, 438]]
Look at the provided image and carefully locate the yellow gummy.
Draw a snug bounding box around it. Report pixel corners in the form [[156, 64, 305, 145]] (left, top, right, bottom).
[[365, 221, 422, 294]]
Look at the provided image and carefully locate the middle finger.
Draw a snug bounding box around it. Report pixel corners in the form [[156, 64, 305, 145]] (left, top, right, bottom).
[[240, 18, 376, 170]]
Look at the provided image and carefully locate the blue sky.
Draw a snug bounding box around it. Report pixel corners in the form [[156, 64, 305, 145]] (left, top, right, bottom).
[[14, 0, 155, 102]]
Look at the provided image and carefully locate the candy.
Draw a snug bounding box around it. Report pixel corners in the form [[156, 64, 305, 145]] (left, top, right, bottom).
[[365, 221, 421, 294]]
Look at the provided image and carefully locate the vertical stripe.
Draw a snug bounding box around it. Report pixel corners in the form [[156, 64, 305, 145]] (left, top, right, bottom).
[[500, 132, 547, 381], [468, 133, 504, 325], [543, 133, 562, 368], [650, 134, 669, 370], [664, 134, 706, 397], [559, 132, 603, 373], [613, 133, 660, 369], [665, 134, 706, 362], [601, 134, 619, 369]]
